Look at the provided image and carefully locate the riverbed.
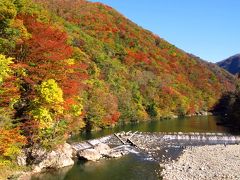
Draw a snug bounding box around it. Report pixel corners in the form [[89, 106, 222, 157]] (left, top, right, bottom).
[[161, 144, 240, 180], [31, 116, 239, 180]]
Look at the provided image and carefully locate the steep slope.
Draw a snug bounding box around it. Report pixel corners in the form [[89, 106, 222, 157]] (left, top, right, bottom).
[[217, 54, 240, 75], [189, 54, 236, 90], [0, 0, 237, 159], [33, 0, 236, 112]]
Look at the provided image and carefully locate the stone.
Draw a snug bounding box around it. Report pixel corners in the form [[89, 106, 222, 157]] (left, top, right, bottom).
[[31, 147, 47, 164], [17, 152, 27, 166], [32, 143, 74, 173], [106, 151, 123, 158], [94, 143, 111, 155], [166, 166, 172, 170], [161, 144, 240, 180], [171, 115, 178, 119], [78, 149, 102, 161], [16, 172, 32, 180]]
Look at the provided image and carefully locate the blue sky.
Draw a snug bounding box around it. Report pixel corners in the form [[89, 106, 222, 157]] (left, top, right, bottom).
[[89, 0, 240, 63]]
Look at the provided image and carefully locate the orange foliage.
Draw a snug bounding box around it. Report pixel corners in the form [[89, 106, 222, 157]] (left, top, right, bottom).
[[0, 77, 20, 107], [63, 98, 75, 110], [162, 86, 175, 95], [0, 128, 26, 155]]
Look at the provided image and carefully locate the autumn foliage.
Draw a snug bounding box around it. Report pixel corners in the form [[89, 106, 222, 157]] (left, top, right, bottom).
[[0, 128, 26, 160]]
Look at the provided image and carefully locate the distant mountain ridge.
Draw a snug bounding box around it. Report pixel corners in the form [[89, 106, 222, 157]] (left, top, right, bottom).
[[217, 54, 240, 75]]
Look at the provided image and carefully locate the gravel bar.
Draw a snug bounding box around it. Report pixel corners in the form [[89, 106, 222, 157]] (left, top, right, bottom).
[[161, 144, 240, 180]]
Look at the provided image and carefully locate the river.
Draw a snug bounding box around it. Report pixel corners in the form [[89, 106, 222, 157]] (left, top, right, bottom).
[[31, 116, 237, 180]]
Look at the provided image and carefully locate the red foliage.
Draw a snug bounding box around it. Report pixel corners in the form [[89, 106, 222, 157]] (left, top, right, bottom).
[[125, 51, 151, 65], [15, 15, 72, 82], [162, 86, 175, 95], [103, 111, 120, 125], [111, 111, 120, 123], [0, 76, 20, 107], [187, 103, 196, 114], [14, 15, 88, 101], [63, 98, 75, 110]]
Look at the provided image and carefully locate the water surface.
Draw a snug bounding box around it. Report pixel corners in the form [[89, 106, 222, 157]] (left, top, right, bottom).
[[32, 153, 160, 180], [70, 116, 231, 142]]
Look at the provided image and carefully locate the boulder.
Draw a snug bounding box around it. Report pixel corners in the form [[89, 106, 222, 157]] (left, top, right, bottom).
[[17, 151, 27, 166], [106, 151, 123, 158], [78, 149, 102, 161], [94, 143, 111, 155], [31, 147, 47, 164], [201, 111, 208, 116], [17, 172, 32, 180], [32, 143, 74, 173]]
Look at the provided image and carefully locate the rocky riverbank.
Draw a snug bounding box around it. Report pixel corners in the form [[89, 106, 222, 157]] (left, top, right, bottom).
[[161, 144, 240, 180], [16, 132, 240, 180], [16, 143, 74, 180]]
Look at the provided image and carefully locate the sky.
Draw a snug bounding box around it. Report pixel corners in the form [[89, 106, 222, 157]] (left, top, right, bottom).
[[89, 0, 240, 63]]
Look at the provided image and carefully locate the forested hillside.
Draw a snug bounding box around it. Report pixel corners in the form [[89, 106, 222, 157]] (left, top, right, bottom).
[[0, 0, 236, 172]]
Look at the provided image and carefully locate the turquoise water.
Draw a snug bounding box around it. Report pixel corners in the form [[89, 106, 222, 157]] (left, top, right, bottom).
[[32, 116, 233, 180]]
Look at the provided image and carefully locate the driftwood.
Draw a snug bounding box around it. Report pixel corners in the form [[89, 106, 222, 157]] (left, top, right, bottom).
[[126, 138, 137, 147], [114, 132, 139, 148], [128, 131, 138, 140], [114, 133, 126, 144], [86, 141, 94, 147]]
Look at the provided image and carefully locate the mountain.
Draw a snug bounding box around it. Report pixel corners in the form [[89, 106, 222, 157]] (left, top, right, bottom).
[[217, 54, 240, 75], [0, 0, 237, 167]]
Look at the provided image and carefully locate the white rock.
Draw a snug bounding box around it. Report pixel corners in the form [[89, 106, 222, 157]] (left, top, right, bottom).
[[94, 143, 111, 155], [106, 151, 123, 158], [78, 149, 102, 161], [32, 143, 74, 173], [17, 152, 27, 166]]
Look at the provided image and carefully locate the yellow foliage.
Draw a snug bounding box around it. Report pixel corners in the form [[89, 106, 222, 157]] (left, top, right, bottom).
[[65, 58, 75, 65], [0, 1, 17, 21], [10, 19, 31, 42], [38, 79, 63, 104], [32, 107, 54, 129], [3, 145, 21, 160], [71, 104, 83, 117], [0, 159, 11, 167], [0, 54, 14, 84]]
